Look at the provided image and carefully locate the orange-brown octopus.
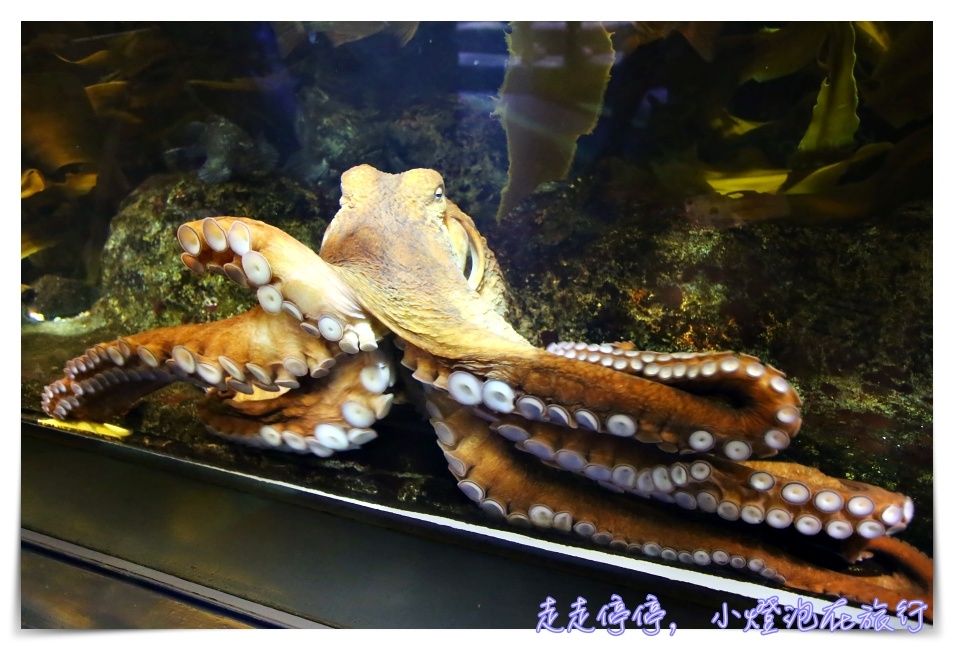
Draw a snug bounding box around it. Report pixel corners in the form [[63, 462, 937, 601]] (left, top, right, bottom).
[[41, 164, 934, 621]]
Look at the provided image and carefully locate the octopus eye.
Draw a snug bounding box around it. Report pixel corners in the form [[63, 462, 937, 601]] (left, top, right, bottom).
[[434, 186, 444, 201]]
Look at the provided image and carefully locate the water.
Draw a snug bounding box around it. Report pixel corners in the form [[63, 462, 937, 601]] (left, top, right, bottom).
[[21, 21, 933, 623]]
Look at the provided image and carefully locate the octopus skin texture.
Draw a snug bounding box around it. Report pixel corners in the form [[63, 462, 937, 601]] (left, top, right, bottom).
[[41, 164, 934, 621]]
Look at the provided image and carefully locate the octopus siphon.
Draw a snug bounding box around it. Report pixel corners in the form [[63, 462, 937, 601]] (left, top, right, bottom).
[[41, 164, 934, 621]]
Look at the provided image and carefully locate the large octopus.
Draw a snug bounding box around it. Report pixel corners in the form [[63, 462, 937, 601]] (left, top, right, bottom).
[[41, 164, 933, 621]]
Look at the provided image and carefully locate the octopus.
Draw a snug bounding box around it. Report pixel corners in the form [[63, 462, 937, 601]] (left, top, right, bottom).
[[41, 164, 934, 622]]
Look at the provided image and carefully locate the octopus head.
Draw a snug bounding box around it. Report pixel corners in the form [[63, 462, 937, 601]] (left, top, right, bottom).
[[337, 164, 446, 224], [325, 165, 485, 293]]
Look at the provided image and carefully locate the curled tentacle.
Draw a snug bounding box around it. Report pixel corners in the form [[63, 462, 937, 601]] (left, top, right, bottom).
[[41, 306, 397, 458], [402, 342, 913, 551], [177, 216, 385, 354], [548, 340, 803, 455], [489, 415, 912, 550], [427, 390, 933, 621], [201, 348, 395, 455], [400, 341, 802, 461]]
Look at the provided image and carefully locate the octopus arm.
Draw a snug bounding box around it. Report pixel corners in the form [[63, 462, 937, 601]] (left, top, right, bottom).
[[402, 341, 802, 460], [41, 306, 396, 456], [403, 342, 914, 555], [198, 348, 395, 455], [426, 390, 933, 622], [484, 414, 914, 553], [176, 216, 385, 355]]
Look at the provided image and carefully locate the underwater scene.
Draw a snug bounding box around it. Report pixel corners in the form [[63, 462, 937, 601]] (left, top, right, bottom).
[[21, 22, 933, 628]]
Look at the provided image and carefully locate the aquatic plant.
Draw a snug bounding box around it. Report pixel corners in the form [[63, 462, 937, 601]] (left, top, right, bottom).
[[493, 21, 931, 224], [494, 22, 614, 221]]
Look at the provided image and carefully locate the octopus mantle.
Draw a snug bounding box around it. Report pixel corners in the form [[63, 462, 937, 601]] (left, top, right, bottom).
[[41, 164, 933, 621]]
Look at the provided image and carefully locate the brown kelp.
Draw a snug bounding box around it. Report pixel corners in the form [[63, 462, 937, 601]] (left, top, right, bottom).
[[493, 21, 930, 225], [20, 24, 296, 289], [494, 22, 614, 221]]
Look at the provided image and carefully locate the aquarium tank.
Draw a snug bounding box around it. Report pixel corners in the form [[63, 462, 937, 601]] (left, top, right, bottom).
[[21, 21, 933, 630]]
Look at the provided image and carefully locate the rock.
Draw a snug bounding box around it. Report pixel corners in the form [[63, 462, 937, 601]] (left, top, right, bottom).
[[25, 274, 98, 320], [94, 172, 328, 332]]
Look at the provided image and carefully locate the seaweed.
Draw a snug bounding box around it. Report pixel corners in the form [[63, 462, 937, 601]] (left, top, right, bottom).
[[622, 21, 930, 224], [494, 22, 614, 221], [491, 20, 929, 225], [794, 22, 859, 164]]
